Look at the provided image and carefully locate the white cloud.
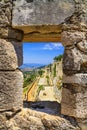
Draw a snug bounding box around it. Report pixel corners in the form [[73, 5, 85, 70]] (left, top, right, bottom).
[[43, 44, 53, 50], [42, 43, 63, 50], [51, 43, 63, 48]]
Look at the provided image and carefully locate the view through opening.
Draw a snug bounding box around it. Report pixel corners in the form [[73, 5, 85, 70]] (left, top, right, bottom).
[[20, 42, 64, 115]]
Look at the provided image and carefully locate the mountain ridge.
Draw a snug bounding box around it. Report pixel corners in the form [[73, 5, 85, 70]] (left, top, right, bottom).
[[20, 63, 47, 69]]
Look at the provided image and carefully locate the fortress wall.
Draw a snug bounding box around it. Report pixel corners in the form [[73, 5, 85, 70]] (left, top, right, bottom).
[[0, 0, 87, 129]]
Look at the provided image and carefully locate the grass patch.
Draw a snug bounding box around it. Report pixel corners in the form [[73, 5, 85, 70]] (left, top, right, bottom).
[[38, 85, 44, 91]]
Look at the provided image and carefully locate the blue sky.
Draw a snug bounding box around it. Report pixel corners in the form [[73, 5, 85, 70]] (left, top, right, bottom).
[[23, 42, 64, 65]]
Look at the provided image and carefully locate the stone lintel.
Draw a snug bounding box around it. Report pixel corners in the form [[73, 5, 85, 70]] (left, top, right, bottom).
[[13, 25, 62, 42], [12, 0, 75, 26], [23, 33, 61, 42]]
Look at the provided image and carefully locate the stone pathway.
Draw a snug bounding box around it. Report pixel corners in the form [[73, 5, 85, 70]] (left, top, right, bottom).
[[38, 77, 48, 86], [37, 77, 58, 101], [38, 86, 57, 101]]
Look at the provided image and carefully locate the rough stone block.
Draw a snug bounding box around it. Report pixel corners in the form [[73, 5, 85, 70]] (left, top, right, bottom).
[[62, 74, 87, 118], [61, 83, 87, 118], [11, 41, 23, 67], [12, 0, 75, 26], [62, 31, 86, 47], [0, 39, 18, 70], [78, 119, 87, 130], [63, 47, 87, 74], [0, 27, 23, 41], [0, 0, 12, 27], [0, 70, 23, 111], [63, 73, 87, 86]]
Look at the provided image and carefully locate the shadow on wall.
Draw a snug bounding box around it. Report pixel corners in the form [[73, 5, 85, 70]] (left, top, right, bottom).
[[23, 101, 78, 127], [24, 101, 61, 115]]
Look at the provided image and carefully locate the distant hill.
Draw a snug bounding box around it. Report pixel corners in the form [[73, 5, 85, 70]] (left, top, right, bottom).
[[20, 63, 46, 71]]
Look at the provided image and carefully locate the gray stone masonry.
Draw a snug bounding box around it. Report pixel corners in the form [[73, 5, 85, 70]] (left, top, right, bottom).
[[0, 70, 23, 111], [0, 0, 87, 130], [0, 0, 23, 112], [61, 1, 87, 129]]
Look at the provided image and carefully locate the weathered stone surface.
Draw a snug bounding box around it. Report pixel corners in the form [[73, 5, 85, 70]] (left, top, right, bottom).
[[77, 119, 87, 130], [61, 0, 87, 122], [0, 0, 87, 129], [63, 0, 87, 26], [0, 27, 23, 41], [63, 47, 87, 74], [62, 31, 86, 47], [11, 41, 23, 67], [22, 26, 62, 42], [63, 73, 87, 86], [0, 39, 18, 70], [3, 108, 80, 130], [0, 0, 12, 27], [0, 70, 23, 111], [76, 1, 87, 25], [61, 83, 87, 118], [62, 23, 87, 32], [77, 40, 87, 53], [12, 0, 75, 42], [12, 0, 75, 26]]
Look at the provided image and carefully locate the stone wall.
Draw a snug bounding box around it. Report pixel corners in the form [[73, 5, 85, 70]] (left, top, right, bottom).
[[0, 0, 23, 112], [12, 0, 75, 42], [0, 0, 87, 130], [61, 0, 87, 129]]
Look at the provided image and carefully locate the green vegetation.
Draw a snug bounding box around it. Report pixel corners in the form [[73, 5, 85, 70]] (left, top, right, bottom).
[[53, 64, 56, 77], [46, 75, 50, 85], [57, 76, 63, 90], [38, 85, 44, 91], [23, 72, 36, 88], [37, 85, 45, 97], [54, 55, 63, 61], [23, 85, 30, 94], [38, 69, 45, 77], [23, 71, 37, 96], [47, 64, 52, 72], [22, 54, 63, 100]]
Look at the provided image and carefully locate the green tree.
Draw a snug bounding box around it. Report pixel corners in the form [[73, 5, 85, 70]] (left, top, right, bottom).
[[47, 64, 52, 72], [38, 70, 45, 77], [54, 55, 63, 61]]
